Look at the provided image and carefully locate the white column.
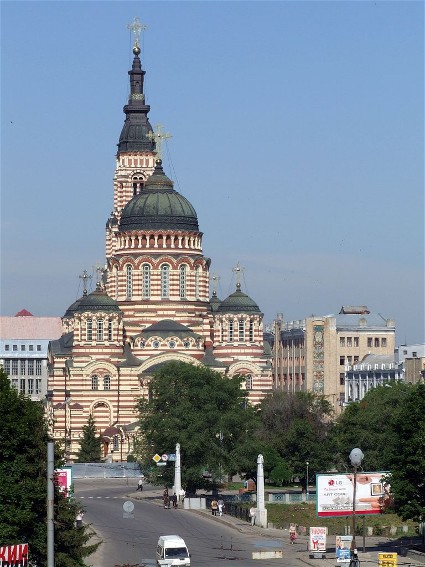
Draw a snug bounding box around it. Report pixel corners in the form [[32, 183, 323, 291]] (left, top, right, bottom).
[[256, 454, 267, 528], [174, 443, 181, 500]]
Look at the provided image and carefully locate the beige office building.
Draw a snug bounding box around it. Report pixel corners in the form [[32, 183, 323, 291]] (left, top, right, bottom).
[[272, 306, 396, 412]]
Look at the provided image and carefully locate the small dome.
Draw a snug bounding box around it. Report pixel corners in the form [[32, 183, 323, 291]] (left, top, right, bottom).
[[217, 284, 261, 314], [119, 160, 199, 232], [63, 294, 86, 319], [210, 292, 222, 313], [74, 285, 122, 314]]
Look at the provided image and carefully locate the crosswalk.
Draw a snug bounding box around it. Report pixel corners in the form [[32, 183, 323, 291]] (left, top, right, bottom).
[[78, 495, 128, 499]]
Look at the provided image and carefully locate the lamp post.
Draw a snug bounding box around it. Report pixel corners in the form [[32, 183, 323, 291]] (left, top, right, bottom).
[[306, 461, 309, 498], [349, 448, 364, 556]]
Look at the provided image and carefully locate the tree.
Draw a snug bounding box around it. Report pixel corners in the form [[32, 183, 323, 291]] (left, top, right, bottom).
[[0, 368, 98, 566], [135, 362, 260, 492], [76, 414, 102, 463], [331, 383, 410, 472], [257, 390, 334, 484], [384, 384, 425, 521]]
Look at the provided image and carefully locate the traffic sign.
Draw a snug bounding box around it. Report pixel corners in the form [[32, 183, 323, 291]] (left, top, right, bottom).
[[152, 454, 161, 463], [161, 454, 169, 461], [156, 462, 166, 467], [168, 453, 176, 461]]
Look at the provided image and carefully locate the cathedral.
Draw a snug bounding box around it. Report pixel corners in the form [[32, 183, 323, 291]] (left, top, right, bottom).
[[48, 21, 272, 461]]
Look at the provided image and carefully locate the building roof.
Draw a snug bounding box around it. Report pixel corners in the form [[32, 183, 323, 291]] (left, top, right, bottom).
[[339, 305, 370, 315], [119, 160, 199, 232], [139, 319, 201, 339], [334, 312, 393, 329], [49, 332, 74, 356], [74, 285, 122, 314], [117, 46, 155, 154], [0, 315, 62, 340], [217, 284, 262, 314]]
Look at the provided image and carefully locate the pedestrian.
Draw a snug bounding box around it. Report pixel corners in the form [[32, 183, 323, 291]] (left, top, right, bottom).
[[137, 478, 143, 491], [171, 493, 178, 508], [289, 523, 297, 544], [218, 498, 225, 516], [211, 498, 218, 516], [249, 506, 256, 526], [163, 487, 170, 509], [179, 487, 186, 503], [76, 510, 84, 528]]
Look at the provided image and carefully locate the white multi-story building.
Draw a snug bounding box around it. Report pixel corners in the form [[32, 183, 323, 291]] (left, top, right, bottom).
[[0, 310, 62, 400]]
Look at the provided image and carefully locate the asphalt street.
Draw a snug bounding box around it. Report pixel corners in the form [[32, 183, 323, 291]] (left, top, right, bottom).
[[75, 479, 425, 567]]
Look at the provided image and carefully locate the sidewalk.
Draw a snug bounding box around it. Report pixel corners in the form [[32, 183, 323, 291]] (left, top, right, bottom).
[[129, 487, 425, 566]]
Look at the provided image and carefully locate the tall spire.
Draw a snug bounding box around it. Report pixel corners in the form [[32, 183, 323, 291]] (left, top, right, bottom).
[[117, 17, 155, 154]]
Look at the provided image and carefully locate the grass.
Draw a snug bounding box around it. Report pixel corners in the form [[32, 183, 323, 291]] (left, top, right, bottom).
[[265, 503, 418, 537]]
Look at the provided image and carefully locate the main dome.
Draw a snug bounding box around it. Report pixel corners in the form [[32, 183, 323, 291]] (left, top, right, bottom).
[[119, 160, 199, 232]]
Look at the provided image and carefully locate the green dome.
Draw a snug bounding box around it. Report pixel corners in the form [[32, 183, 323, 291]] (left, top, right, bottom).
[[119, 160, 199, 232], [74, 286, 122, 314], [217, 284, 261, 314]]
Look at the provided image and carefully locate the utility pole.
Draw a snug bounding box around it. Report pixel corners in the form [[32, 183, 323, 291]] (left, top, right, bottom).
[[47, 441, 55, 567], [174, 443, 181, 502]]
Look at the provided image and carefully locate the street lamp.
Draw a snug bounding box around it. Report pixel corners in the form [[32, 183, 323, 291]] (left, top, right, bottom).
[[349, 448, 364, 557], [306, 461, 309, 498]]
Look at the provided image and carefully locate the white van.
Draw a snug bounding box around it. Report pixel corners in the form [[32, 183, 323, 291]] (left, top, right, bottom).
[[156, 535, 190, 566]]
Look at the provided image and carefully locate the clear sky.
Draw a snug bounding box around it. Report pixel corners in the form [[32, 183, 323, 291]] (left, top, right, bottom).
[[1, 1, 424, 344]]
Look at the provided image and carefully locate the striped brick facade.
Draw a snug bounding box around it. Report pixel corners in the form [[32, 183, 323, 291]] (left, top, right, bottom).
[[48, 40, 272, 462]]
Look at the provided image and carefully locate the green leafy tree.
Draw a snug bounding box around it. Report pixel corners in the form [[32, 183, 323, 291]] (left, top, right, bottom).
[[269, 460, 293, 487], [331, 383, 410, 471], [257, 390, 334, 485], [0, 368, 98, 566], [136, 362, 260, 492], [76, 414, 102, 463], [388, 383, 425, 521]]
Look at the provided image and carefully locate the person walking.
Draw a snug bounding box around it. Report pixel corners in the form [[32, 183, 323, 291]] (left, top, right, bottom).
[[289, 523, 297, 544], [163, 487, 170, 509], [211, 498, 218, 516], [171, 493, 178, 508], [218, 498, 225, 516], [179, 487, 186, 504], [75, 510, 84, 528], [249, 506, 256, 526], [137, 478, 143, 491]]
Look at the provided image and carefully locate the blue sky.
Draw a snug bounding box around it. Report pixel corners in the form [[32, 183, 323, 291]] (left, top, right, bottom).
[[1, 1, 424, 344]]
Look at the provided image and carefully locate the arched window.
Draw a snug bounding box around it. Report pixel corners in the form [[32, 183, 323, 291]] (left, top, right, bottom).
[[142, 264, 151, 298], [132, 175, 144, 195], [249, 320, 254, 342], [108, 319, 113, 341], [115, 268, 119, 299], [161, 264, 170, 299], [195, 265, 200, 299], [103, 375, 111, 390], [179, 265, 187, 298], [87, 318, 93, 341], [238, 319, 245, 341], [91, 375, 99, 390], [228, 319, 234, 342], [97, 319, 104, 341], [126, 265, 133, 299]]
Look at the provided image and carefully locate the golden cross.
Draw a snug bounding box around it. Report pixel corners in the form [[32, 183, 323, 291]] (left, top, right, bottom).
[[127, 17, 147, 50], [147, 124, 172, 159]]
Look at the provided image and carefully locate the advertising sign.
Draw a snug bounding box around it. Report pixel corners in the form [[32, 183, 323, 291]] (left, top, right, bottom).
[[336, 535, 352, 562], [0, 544, 28, 566], [317, 472, 389, 517], [309, 527, 327, 552], [55, 466, 72, 496]]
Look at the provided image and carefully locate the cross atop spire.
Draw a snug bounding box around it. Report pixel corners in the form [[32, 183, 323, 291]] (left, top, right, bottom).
[[232, 262, 244, 290], [210, 274, 220, 297], [147, 124, 172, 159], [127, 17, 147, 52], [79, 270, 92, 296]]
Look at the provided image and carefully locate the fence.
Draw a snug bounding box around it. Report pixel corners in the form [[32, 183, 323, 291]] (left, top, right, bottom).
[[72, 462, 142, 479]]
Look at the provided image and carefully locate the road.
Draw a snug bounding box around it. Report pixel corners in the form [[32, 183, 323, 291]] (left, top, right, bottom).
[[75, 478, 303, 567]]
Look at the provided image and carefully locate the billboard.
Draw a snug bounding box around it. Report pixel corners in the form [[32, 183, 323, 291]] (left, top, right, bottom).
[[0, 544, 28, 566], [317, 472, 390, 517], [55, 466, 73, 496], [309, 527, 327, 552]]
